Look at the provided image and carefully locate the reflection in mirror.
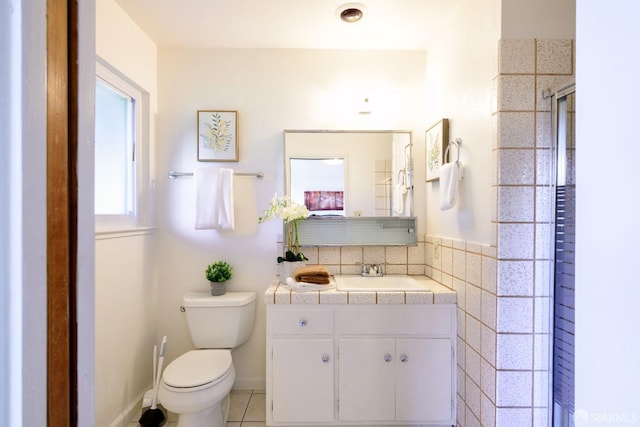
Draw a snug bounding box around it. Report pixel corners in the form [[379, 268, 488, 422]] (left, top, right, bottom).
[[285, 130, 413, 218], [290, 158, 345, 216]]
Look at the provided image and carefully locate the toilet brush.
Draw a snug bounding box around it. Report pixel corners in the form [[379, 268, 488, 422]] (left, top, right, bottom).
[[139, 336, 167, 426], [142, 344, 157, 409]]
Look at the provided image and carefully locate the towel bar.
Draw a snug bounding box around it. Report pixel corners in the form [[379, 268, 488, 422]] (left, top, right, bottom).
[[168, 170, 264, 179], [444, 138, 462, 164]]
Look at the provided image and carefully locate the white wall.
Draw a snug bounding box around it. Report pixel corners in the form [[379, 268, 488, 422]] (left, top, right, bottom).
[[501, 0, 575, 39], [95, 1, 159, 425], [156, 48, 427, 386], [0, 1, 48, 425], [424, 0, 500, 244], [576, 1, 640, 422]]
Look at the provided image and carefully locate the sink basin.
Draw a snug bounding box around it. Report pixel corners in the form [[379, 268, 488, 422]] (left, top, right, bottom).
[[334, 275, 430, 292]]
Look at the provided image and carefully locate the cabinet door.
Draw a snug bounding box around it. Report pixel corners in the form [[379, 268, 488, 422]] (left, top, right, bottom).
[[396, 338, 452, 422], [338, 338, 395, 421], [272, 338, 334, 422]]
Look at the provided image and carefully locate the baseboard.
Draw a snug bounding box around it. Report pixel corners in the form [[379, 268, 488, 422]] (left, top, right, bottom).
[[107, 389, 147, 427], [233, 376, 266, 391], [106, 377, 264, 425]]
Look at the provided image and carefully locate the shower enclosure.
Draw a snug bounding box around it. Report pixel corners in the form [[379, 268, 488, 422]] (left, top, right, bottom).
[[550, 81, 576, 427]]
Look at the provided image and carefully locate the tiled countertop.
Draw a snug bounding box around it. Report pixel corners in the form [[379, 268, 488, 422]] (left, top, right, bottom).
[[264, 276, 456, 305]]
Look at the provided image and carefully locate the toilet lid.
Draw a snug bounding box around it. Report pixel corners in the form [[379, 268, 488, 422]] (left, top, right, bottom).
[[163, 350, 232, 388]]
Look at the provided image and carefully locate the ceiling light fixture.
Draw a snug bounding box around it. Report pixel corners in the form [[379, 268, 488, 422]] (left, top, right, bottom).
[[336, 2, 367, 23]]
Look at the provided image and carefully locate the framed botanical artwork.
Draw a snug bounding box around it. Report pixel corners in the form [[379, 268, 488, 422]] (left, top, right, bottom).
[[425, 118, 449, 182], [197, 110, 238, 162]]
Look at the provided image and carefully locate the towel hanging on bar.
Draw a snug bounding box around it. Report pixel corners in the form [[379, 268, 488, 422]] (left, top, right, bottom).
[[194, 168, 235, 230], [440, 138, 464, 211]]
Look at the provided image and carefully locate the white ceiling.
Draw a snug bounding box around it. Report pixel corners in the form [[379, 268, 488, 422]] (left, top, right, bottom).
[[114, 0, 454, 50]]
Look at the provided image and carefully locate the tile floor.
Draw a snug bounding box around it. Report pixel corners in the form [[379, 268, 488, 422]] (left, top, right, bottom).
[[227, 390, 266, 427], [129, 390, 266, 427]]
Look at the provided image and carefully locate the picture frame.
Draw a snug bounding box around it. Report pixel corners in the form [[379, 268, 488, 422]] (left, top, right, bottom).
[[425, 118, 449, 182], [197, 110, 238, 162]]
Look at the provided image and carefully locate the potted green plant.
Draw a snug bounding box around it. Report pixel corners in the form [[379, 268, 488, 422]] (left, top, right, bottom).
[[205, 260, 233, 296]]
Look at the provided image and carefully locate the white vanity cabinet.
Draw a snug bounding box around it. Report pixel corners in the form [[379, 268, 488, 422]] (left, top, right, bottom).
[[266, 303, 456, 426], [268, 307, 335, 423], [338, 338, 452, 423]]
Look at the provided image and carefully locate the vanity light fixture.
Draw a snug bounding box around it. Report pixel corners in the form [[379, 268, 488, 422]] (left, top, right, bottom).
[[336, 2, 367, 23]]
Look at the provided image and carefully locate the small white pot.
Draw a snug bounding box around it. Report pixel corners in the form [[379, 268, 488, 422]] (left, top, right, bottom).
[[278, 261, 306, 283]]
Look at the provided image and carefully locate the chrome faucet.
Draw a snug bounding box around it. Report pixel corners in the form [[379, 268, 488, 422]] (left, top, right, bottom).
[[361, 263, 384, 277]]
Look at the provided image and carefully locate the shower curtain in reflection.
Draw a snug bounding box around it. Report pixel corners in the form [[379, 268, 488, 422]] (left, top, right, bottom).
[[551, 83, 576, 427]]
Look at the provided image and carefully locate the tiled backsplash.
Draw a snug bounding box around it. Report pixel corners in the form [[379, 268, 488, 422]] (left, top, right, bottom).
[[294, 236, 427, 277]]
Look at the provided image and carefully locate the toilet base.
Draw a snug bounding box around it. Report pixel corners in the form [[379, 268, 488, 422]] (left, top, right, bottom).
[[159, 364, 235, 427], [175, 394, 229, 427]]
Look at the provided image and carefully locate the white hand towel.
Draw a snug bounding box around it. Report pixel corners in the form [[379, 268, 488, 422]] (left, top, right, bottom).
[[440, 162, 463, 211], [285, 277, 336, 292], [217, 168, 235, 230], [393, 183, 405, 215], [194, 167, 235, 230]]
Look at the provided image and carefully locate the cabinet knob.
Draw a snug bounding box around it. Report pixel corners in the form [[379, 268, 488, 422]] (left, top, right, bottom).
[[299, 319, 307, 327], [400, 354, 408, 363], [322, 354, 330, 363], [384, 353, 393, 362]]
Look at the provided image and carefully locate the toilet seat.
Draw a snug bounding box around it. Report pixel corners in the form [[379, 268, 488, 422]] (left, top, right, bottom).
[[163, 349, 232, 390]]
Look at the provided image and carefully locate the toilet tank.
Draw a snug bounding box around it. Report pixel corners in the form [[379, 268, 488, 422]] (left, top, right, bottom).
[[182, 291, 256, 349]]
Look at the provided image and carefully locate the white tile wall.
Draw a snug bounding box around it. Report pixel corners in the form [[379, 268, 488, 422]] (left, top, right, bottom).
[[496, 371, 532, 406], [498, 112, 535, 148], [536, 39, 573, 75], [497, 75, 536, 111], [497, 297, 533, 333], [466, 252, 482, 287], [481, 291, 497, 330], [498, 149, 535, 185], [496, 333, 534, 370], [499, 39, 536, 74], [453, 248, 466, 280], [498, 186, 535, 222], [466, 347, 482, 385], [465, 285, 482, 320], [481, 393, 497, 427], [465, 376, 482, 420], [497, 260, 534, 296], [480, 358, 496, 402], [496, 407, 532, 425], [497, 223, 535, 259], [481, 326, 497, 367], [466, 316, 482, 352]]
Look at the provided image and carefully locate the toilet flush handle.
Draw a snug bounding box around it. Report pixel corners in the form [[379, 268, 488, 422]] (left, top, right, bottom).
[[180, 306, 185, 312]]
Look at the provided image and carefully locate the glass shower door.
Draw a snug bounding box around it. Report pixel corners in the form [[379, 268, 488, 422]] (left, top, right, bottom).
[[551, 83, 576, 427]]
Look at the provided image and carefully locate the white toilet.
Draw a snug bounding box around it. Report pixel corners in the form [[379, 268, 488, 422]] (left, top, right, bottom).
[[158, 291, 256, 427]]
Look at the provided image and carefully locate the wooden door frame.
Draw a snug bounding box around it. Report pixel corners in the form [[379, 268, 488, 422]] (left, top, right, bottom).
[[47, 0, 78, 425]]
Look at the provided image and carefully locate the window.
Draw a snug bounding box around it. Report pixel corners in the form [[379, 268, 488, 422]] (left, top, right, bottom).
[[95, 60, 149, 230]]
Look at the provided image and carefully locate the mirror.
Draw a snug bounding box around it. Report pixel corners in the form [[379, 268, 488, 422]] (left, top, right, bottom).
[[285, 130, 413, 217]]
